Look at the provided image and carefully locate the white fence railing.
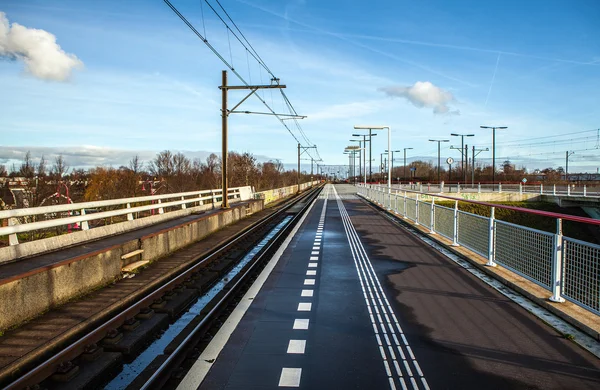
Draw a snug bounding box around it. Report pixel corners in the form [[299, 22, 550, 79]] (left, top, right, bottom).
[[0, 186, 253, 246], [358, 184, 600, 318], [390, 182, 600, 197]]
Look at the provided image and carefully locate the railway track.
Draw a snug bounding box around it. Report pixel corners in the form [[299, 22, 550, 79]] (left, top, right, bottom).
[[3, 185, 322, 390]]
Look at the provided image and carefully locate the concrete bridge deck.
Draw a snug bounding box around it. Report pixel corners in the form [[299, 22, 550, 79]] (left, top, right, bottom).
[[180, 184, 600, 390]]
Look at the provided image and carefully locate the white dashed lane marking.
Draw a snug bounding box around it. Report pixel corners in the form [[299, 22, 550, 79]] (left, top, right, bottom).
[[293, 319, 310, 330], [281, 185, 332, 388], [287, 340, 307, 354], [279, 368, 302, 387], [297, 302, 312, 311]]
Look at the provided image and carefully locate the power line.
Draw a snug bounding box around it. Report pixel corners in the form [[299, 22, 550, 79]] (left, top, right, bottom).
[[162, 0, 321, 162]]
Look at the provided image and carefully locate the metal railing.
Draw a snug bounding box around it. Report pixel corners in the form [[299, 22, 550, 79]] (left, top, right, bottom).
[[0, 186, 254, 246], [357, 184, 600, 317], [389, 182, 600, 197]]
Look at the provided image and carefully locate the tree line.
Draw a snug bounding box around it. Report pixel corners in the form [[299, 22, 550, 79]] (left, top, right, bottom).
[[0, 151, 317, 207]]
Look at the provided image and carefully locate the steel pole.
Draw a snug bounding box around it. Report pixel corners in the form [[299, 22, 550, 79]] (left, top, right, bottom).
[[387, 127, 391, 192], [221, 70, 229, 208], [369, 129, 372, 183], [438, 141, 441, 184], [492, 127, 496, 189]]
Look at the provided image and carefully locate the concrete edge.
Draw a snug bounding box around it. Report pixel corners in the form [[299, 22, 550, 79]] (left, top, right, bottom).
[[0, 201, 260, 288], [357, 193, 600, 343]]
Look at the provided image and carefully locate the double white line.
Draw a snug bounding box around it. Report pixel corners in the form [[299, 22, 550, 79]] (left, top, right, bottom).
[[333, 186, 429, 390]]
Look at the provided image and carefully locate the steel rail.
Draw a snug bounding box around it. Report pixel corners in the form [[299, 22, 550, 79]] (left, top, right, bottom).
[[3, 185, 322, 389]]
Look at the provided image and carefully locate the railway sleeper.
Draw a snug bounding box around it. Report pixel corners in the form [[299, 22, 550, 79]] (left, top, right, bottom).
[[104, 313, 170, 360]]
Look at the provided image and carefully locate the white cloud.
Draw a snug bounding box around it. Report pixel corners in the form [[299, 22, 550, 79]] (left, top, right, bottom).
[[0, 12, 83, 81], [379, 81, 459, 115]]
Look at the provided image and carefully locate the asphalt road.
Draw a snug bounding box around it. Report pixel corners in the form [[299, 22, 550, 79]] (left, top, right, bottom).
[[194, 184, 600, 390]]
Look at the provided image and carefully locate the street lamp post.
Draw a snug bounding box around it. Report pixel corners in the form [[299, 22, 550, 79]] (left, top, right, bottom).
[[350, 139, 362, 183], [450, 133, 474, 183], [355, 125, 391, 192], [403, 147, 413, 182], [429, 139, 450, 184], [353, 133, 372, 186], [385, 149, 401, 184], [480, 125, 507, 190], [353, 131, 377, 183]]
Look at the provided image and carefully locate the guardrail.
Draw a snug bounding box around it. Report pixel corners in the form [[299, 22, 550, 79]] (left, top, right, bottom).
[[0, 186, 253, 246], [389, 182, 600, 197], [357, 184, 600, 318]]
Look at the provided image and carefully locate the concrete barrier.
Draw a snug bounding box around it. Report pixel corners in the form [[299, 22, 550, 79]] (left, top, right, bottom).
[[256, 180, 319, 205], [0, 199, 248, 265], [0, 200, 263, 332]]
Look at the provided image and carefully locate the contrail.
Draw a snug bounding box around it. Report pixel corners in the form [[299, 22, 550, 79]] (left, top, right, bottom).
[[237, 0, 477, 87], [485, 54, 501, 107]]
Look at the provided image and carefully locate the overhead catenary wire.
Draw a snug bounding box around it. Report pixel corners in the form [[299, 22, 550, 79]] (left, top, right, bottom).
[[162, 0, 321, 162]]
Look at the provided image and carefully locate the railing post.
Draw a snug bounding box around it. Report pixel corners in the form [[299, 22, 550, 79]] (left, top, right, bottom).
[[126, 203, 134, 221], [157, 199, 164, 214], [419, 183, 423, 192], [567, 185, 571, 197], [441, 181, 444, 193], [478, 183, 481, 193], [553, 184, 556, 196], [211, 190, 217, 209], [540, 183, 543, 195], [415, 194, 420, 225], [583, 185, 587, 197], [430, 197, 435, 234], [8, 218, 19, 246], [550, 218, 566, 303], [486, 207, 497, 267], [457, 182, 461, 193], [519, 183, 522, 194], [498, 183, 502, 193], [452, 200, 459, 246], [403, 191, 408, 218], [80, 209, 89, 230], [395, 190, 398, 213], [181, 196, 186, 209]]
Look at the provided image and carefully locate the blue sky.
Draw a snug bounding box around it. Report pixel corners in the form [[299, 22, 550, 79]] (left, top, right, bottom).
[[1, 0, 599, 174]]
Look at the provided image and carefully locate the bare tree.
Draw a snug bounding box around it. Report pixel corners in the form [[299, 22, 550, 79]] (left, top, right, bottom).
[[37, 155, 47, 177], [19, 151, 35, 178], [149, 150, 174, 178], [52, 154, 70, 179], [0, 165, 7, 177], [129, 155, 144, 175]]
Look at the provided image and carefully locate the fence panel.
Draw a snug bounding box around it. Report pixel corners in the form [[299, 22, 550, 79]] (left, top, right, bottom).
[[434, 205, 454, 240], [494, 220, 554, 290], [457, 211, 489, 257], [563, 237, 600, 315], [405, 198, 417, 221], [418, 201, 431, 228]]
